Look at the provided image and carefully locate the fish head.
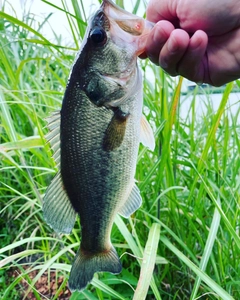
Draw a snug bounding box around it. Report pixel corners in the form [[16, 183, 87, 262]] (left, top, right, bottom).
[[72, 0, 153, 107]]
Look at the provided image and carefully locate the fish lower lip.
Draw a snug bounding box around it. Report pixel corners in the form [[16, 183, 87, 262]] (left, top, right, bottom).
[[102, 68, 135, 86], [102, 74, 130, 86]]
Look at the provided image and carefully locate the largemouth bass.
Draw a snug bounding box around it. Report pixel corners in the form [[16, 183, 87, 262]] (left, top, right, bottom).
[[43, 0, 154, 292]]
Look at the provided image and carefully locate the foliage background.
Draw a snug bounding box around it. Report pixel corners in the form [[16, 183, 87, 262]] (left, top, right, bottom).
[[0, 0, 239, 299]]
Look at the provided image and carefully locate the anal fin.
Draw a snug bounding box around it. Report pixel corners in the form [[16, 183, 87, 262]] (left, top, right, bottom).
[[118, 183, 142, 218], [43, 171, 76, 234]]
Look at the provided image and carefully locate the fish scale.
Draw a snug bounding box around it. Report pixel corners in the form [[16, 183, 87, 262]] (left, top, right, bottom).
[[61, 87, 138, 245], [42, 0, 155, 292]]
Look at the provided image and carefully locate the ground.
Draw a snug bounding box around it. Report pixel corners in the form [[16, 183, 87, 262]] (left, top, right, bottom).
[[8, 267, 71, 300]]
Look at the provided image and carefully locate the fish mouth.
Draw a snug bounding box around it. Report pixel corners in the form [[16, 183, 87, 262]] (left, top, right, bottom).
[[101, 0, 154, 55], [101, 68, 135, 87]]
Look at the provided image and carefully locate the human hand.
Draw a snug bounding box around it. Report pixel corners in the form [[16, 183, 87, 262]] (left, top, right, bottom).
[[143, 0, 240, 86]]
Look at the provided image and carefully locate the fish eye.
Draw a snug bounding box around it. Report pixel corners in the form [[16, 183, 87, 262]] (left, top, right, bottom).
[[90, 27, 107, 45]]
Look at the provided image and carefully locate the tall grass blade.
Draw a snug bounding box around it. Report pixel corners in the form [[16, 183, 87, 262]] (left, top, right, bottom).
[[91, 277, 126, 300], [0, 237, 61, 255], [132, 0, 141, 14], [187, 159, 240, 250], [115, 215, 162, 300], [23, 242, 79, 297], [0, 136, 43, 151], [71, 290, 99, 300], [189, 82, 234, 198], [190, 197, 221, 299], [133, 223, 160, 300], [0, 11, 62, 52], [161, 236, 234, 300], [157, 77, 183, 184], [0, 250, 44, 267]]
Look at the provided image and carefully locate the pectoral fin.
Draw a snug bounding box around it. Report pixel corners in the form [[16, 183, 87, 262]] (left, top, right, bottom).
[[118, 183, 142, 218], [43, 172, 76, 234], [103, 108, 129, 151], [140, 115, 155, 151]]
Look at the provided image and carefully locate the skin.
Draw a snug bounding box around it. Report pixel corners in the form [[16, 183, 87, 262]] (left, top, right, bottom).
[[142, 0, 240, 86]]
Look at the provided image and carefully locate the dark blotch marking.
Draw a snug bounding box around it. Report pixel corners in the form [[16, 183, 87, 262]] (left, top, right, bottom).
[[103, 108, 130, 152]]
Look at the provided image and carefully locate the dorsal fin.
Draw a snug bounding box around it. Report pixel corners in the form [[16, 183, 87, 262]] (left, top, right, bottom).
[[45, 111, 61, 166], [43, 111, 76, 233]]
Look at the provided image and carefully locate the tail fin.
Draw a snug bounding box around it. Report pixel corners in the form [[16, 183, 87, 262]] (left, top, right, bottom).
[[68, 245, 122, 291]]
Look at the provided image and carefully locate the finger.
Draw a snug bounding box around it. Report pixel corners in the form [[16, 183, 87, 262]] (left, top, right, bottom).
[[146, 0, 177, 23], [159, 29, 190, 76], [178, 30, 208, 83], [143, 20, 175, 64]]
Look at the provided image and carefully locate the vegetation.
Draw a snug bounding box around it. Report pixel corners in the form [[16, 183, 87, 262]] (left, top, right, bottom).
[[0, 0, 239, 299]]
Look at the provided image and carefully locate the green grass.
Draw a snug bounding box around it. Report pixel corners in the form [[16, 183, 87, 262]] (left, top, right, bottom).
[[0, 0, 239, 299]]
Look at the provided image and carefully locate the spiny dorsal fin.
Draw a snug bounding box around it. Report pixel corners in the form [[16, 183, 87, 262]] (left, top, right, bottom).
[[43, 171, 76, 234], [45, 111, 61, 167], [118, 183, 142, 218], [140, 115, 155, 151], [102, 108, 129, 151]]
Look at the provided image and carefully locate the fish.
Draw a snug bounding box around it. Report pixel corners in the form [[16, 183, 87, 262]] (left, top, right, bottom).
[[42, 0, 155, 292]]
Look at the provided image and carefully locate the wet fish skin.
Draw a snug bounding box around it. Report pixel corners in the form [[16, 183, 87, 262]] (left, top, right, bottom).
[[73, 17, 138, 107], [43, 0, 154, 292]]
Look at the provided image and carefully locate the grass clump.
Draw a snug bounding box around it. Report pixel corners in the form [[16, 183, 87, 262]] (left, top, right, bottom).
[[0, 0, 239, 299]]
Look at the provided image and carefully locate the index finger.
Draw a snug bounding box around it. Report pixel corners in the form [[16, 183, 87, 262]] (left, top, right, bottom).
[[146, 0, 178, 23]]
